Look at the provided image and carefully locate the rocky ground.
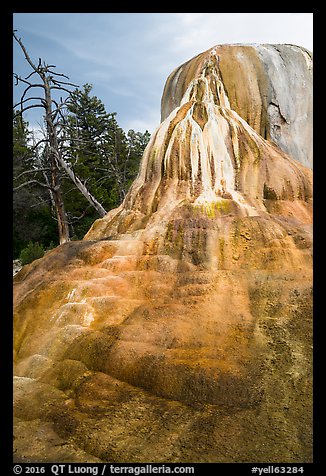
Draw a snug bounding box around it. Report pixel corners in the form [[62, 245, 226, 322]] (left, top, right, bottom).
[[13, 259, 22, 277]]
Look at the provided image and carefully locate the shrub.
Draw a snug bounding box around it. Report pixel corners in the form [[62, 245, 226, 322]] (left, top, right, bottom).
[[20, 241, 45, 265], [45, 241, 56, 251]]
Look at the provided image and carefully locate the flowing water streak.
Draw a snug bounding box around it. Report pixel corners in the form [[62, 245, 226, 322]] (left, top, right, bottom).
[[127, 47, 261, 216], [183, 52, 259, 215], [177, 52, 244, 207]]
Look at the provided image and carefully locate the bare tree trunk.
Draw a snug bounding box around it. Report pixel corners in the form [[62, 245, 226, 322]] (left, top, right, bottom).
[[13, 31, 108, 244], [44, 77, 70, 244], [54, 151, 107, 217], [52, 187, 70, 244], [33, 140, 56, 211]]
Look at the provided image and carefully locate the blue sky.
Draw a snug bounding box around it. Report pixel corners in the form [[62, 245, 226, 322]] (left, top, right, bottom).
[[13, 13, 313, 135]]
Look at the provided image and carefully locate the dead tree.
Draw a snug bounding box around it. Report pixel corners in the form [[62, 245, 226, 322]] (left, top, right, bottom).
[[13, 31, 107, 244]]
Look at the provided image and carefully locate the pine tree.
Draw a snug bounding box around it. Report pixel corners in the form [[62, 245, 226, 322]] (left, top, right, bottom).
[[13, 32, 108, 244], [13, 115, 58, 257], [13, 33, 151, 247], [65, 84, 150, 215]]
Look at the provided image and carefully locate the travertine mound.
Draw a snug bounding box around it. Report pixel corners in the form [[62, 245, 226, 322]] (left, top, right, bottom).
[[161, 44, 313, 169], [13, 44, 313, 463]]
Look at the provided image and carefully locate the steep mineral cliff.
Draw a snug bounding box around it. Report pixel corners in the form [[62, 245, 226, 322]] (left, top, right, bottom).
[[13, 44, 313, 463], [161, 44, 313, 169]]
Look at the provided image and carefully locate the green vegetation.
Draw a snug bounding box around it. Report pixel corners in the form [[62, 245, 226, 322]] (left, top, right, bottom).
[[20, 242, 45, 265], [13, 84, 150, 258]]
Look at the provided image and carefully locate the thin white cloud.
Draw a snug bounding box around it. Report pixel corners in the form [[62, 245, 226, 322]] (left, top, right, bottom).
[[106, 84, 136, 98], [13, 13, 313, 136], [175, 13, 206, 25], [122, 103, 160, 134], [169, 13, 313, 59]]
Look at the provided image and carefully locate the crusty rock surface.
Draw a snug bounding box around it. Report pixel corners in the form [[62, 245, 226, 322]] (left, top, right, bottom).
[[161, 44, 313, 169], [13, 44, 313, 463]]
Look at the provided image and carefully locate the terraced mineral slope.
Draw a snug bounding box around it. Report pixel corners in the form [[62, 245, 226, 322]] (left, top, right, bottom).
[[13, 44, 313, 463]]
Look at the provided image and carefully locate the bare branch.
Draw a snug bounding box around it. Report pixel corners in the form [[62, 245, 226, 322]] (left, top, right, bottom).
[[52, 97, 69, 109], [54, 110, 69, 125], [13, 104, 46, 118], [16, 84, 46, 118], [13, 180, 54, 191], [14, 168, 52, 181], [50, 78, 78, 88], [13, 31, 39, 72], [13, 96, 45, 110], [13, 74, 33, 87], [50, 85, 76, 95], [25, 70, 38, 80], [49, 100, 69, 121], [41, 169, 56, 208], [47, 70, 70, 80], [21, 83, 45, 94], [16, 84, 45, 111], [13, 31, 72, 244], [29, 138, 48, 151], [68, 205, 92, 222], [30, 198, 51, 209], [51, 148, 107, 216]]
